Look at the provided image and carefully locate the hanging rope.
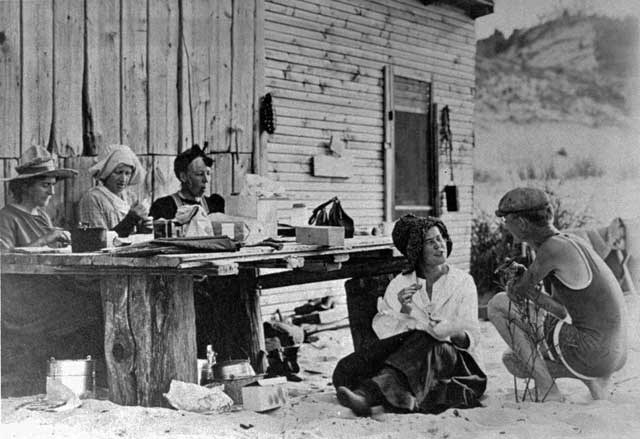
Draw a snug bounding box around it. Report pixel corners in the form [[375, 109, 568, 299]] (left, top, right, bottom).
[[440, 105, 454, 182]]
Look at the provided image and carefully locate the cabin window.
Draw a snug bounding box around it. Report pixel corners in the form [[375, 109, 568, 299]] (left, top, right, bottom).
[[384, 70, 439, 221]]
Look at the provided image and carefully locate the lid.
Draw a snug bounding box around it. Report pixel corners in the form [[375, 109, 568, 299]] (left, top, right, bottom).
[[47, 356, 95, 376]]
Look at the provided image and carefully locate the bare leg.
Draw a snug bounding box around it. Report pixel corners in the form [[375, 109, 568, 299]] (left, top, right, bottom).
[[502, 349, 574, 379], [584, 376, 612, 400], [488, 293, 564, 402]]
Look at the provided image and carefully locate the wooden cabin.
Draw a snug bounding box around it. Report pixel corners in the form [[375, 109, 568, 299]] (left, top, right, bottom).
[[0, 0, 493, 321]]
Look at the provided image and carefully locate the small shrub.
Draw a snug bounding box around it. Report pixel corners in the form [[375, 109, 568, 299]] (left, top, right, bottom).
[[563, 157, 604, 179], [470, 211, 520, 297], [516, 161, 557, 181], [474, 168, 502, 184], [546, 186, 594, 230]]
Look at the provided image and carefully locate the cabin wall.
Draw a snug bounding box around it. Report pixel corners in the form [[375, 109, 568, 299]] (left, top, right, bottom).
[[0, 0, 480, 324], [0, 0, 264, 226], [261, 0, 478, 320]]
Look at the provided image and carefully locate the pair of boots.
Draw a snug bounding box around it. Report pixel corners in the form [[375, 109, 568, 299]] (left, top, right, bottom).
[[265, 343, 302, 382]]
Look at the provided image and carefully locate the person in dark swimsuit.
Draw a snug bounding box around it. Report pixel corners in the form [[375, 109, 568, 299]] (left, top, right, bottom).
[[488, 187, 627, 402], [149, 144, 224, 220]]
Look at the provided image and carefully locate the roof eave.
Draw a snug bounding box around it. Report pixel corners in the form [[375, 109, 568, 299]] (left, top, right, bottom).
[[421, 0, 494, 19]]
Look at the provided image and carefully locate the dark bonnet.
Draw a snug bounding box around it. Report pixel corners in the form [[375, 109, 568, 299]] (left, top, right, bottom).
[[174, 143, 213, 179], [391, 214, 452, 269]]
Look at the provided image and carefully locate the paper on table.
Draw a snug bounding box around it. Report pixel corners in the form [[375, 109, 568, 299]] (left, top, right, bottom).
[[12, 246, 71, 254]]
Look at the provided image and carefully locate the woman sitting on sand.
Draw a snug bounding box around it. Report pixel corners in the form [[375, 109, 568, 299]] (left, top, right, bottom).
[[79, 144, 151, 237], [333, 214, 487, 416]]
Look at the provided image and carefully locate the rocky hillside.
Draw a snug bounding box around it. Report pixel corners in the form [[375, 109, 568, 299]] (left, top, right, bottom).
[[475, 13, 639, 127]]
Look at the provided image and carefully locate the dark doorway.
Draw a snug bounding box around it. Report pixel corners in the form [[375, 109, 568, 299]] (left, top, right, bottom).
[[392, 76, 438, 220]]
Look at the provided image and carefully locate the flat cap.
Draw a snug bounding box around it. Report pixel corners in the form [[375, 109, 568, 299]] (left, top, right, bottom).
[[495, 187, 550, 217]]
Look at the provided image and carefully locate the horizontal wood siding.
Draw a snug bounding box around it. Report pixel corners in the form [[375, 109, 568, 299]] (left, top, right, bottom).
[[262, 0, 477, 320]]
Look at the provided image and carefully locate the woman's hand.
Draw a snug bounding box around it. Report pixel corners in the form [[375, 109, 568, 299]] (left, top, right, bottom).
[[129, 200, 149, 219], [38, 229, 71, 247], [139, 215, 153, 233], [424, 318, 464, 341], [129, 200, 153, 233], [397, 283, 422, 314]]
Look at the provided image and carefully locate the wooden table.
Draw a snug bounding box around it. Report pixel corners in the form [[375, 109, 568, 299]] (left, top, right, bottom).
[[1, 236, 406, 406]]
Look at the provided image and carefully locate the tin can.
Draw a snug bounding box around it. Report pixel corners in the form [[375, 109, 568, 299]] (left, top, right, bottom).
[[153, 219, 173, 238]]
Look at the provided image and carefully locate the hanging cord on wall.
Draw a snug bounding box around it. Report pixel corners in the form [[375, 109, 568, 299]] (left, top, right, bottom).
[[179, 1, 195, 148], [440, 105, 454, 182]]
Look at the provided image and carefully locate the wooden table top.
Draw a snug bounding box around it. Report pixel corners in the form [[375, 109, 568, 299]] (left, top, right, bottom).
[[0, 235, 402, 276]]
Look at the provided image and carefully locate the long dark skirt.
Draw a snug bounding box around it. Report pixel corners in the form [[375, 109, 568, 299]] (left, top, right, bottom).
[[333, 330, 487, 414]]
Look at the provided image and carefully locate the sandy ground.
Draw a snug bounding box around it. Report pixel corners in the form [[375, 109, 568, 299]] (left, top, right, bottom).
[[3, 305, 640, 439]]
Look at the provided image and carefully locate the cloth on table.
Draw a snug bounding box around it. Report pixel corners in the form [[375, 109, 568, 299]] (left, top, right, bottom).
[[108, 236, 241, 257]]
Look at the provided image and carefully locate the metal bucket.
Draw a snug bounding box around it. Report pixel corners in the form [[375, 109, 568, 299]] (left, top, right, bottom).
[[47, 356, 95, 398]]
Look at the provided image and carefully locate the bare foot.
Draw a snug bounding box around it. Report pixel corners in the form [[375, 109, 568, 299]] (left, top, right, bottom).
[[535, 380, 565, 402], [336, 386, 372, 416], [585, 376, 612, 400]]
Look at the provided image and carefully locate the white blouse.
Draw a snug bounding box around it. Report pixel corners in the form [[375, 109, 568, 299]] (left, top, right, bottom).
[[372, 266, 483, 366]]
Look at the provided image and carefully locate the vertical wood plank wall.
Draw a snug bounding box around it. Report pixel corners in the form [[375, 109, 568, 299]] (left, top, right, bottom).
[[260, 0, 478, 320], [0, 0, 263, 227]]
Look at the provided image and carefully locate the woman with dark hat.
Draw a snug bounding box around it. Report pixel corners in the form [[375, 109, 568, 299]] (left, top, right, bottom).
[[0, 145, 77, 249], [333, 214, 486, 416], [149, 144, 224, 220], [148, 144, 224, 360]]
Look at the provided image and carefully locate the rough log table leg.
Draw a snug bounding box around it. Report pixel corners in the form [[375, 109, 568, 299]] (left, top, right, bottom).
[[100, 273, 197, 406]]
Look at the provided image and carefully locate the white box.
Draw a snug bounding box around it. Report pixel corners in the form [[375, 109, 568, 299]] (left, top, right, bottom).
[[241, 377, 287, 412], [226, 195, 279, 238], [295, 226, 345, 247]]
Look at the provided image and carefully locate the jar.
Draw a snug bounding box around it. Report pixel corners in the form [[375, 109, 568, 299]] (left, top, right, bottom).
[[290, 203, 308, 226]]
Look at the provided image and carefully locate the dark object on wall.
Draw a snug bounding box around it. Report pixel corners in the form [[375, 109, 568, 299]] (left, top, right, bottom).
[[440, 105, 459, 212], [260, 93, 276, 134], [444, 185, 459, 212], [308, 196, 354, 238]]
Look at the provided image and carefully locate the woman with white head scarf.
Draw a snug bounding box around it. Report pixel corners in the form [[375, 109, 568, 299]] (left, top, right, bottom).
[[78, 144, 151, 237]]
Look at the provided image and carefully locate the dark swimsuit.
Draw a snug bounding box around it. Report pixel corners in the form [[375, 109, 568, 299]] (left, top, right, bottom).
[[542, 234, 627, 379]]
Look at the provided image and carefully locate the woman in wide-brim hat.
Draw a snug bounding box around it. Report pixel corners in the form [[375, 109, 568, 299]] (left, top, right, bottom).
[[0, 146, 105, 397], [78, 144, 151, 237], [0, 145, 77, 249]]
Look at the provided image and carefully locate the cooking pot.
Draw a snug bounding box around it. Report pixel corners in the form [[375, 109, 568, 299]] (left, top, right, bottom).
[[214, 359, 255, 380]]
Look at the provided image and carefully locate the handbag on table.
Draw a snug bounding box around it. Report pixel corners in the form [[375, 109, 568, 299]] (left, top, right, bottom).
[[308, 196, 354, 238]]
